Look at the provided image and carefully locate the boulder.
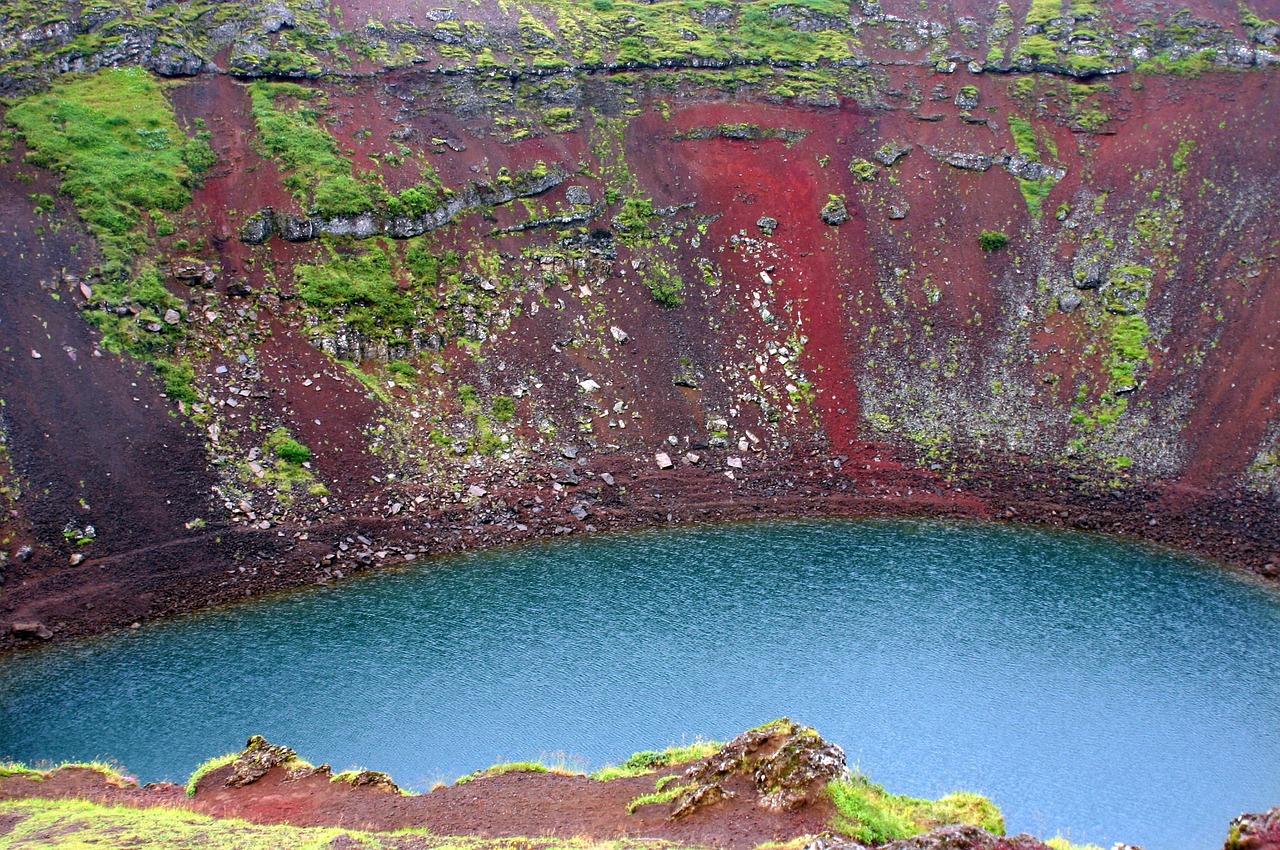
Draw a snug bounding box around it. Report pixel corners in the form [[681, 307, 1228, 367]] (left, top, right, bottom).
[[11, 622, 53, 640], [337, 770, 400, 793], [821, 196, 850, 226]]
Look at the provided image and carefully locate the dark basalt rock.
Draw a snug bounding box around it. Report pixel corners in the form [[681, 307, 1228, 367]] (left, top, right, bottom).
[[674, 718, 847, 817], [223, 735, 304, 788]]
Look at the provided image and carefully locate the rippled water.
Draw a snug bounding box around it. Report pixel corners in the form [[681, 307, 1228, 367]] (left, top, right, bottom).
[[2, 519, 1278, 849]]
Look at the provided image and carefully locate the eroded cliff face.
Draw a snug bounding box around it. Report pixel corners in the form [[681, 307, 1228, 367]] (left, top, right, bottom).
[[2, 0, 1280, 644]]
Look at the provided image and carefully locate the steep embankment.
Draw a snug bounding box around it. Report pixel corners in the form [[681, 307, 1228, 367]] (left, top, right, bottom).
[[2, 0, 1280, 645]]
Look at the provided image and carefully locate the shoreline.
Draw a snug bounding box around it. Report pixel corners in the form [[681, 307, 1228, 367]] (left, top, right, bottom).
[[4, 451, 1278, 652]]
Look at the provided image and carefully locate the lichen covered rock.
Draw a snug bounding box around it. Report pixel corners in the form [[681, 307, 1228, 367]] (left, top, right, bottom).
[[673, 718, 846, 816]]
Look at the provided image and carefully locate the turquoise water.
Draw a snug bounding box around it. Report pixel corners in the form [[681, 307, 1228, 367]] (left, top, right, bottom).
[[2, 519, 1278, 848]]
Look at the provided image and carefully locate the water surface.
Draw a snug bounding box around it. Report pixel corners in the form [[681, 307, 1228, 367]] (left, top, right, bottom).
[[2, 519, 1278, 849]]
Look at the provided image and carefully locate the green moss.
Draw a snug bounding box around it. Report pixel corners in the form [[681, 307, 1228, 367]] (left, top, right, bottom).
[[1172, 139, 1196, 174], [592, 741, 721, 781], [979, 230, 1009, 251], [294, 241, 421, 344], [0, 798, 695, 850], [829, 775, 1005, 844], [6, 67, 200, 275], [185, 753, 237, 798], [627, 782, 694, 814], [848, 157, 878, 181]]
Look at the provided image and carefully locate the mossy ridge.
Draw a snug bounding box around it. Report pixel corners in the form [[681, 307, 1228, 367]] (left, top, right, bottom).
[[0, 760, 135, 786], [828, 774, 1005, 845], [592, 741, 722, 782], [454, 760, 575, 786]]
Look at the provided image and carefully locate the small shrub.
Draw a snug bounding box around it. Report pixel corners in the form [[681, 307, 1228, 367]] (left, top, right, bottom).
[[491, 396, 517, 423], [269, 433, 312, 464], [979, 230, 1009, 251]]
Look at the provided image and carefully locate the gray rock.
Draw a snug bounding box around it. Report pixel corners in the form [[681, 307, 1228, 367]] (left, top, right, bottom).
[[569, 504, 588, 520], [820, 196, 849, 226], [17, 545, 33, 562], [1073, 262, 1104, 289], [1059, 291, 1083, 312], [561, 446, 578, 459], [925, 146, 994, 171], [610, 326, 630, 344], [163, 308, 181, 325], [757, 216, 779, 235], [954, 86, 979, 110], [240, 210, 275, 244], [566, 186, 593, 205]]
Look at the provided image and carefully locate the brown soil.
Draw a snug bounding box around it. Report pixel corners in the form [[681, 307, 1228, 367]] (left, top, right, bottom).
[[0, 762, 834, 849]]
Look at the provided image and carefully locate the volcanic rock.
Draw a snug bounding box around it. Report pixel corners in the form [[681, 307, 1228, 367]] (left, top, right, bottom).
[[222, 736, 305, 789], [1226, 807, 1280, 850], [673, 718, 846, 817]]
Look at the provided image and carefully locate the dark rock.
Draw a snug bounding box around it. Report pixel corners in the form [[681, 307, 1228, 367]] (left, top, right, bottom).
[[223, 736, 303, 789], [670, 782, 732, 819], [925, 146, 993, 171], [882, 824, 1053, 850], [16, 545, 33, 562], [276, 215, 318, 242], [1073, 262, 1104, 289], [873, 141, 912, 167], [804, 837, 872, 850], [337, 770, 400, 793], [1253, 25, 1280, 48], [757, 216, 779, 235], [1226, 806, 1280, 850], [820, 197, 849, 226], [240, 210, 275, 245]]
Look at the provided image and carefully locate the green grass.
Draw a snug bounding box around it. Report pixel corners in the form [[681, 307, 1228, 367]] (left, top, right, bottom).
[[185, 753, 237, 798], [828, 775, 1005, 844], [0, 762, 43, 779], [454, 761, 554, 785], [591, 741, 721, 781], [7, 67, 203, 275], [295, 241, 421, 344], [0, 799, 695, 850], [626, 782, 694, 814]]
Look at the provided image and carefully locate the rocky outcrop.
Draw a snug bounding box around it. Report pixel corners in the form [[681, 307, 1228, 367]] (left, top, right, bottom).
[[223, 735, 308, 788], [1227, 807, 1280, 850], [671, 718, 846, 818], [260, 167, 571, 246]]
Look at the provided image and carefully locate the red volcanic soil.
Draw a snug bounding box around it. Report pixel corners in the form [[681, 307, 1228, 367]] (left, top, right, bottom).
[[0, 762, 833, 849]]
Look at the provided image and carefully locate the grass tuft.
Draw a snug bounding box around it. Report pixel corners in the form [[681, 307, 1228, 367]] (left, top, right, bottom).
[[828, 774, 1004, 844], [591, 741, 721, 781]]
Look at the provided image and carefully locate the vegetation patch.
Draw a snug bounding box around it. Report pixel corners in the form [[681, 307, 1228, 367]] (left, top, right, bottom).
[[979, 230, 1009, 251], [592, 741, 721, 781], [7, 67, 209, 275], [828, 775, 1004, 844]]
